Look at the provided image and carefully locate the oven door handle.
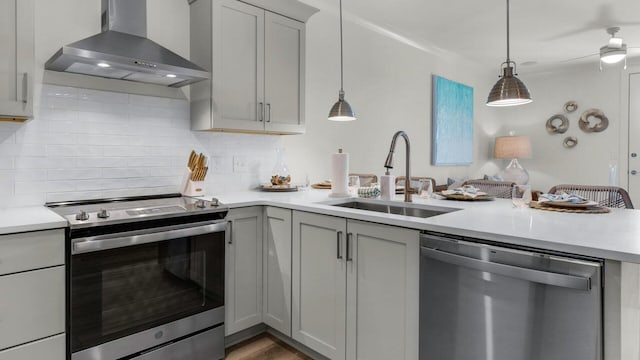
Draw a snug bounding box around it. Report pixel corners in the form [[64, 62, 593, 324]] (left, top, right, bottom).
[[72, 222, 227, 254]]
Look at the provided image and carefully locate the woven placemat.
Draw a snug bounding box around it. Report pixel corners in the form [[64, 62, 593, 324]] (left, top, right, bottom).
[[529, 201, 610, 214]]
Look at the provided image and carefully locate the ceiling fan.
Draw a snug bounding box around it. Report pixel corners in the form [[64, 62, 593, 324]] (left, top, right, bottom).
[[599, 27, 628, 69], [559, 27, 640, 70]]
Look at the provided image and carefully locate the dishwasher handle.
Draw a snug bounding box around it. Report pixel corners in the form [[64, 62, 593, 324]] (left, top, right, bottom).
[[421, 246, 592, 291]]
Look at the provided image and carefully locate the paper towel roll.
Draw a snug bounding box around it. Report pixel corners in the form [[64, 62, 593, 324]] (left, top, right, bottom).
[[331, 149, 349, 197]]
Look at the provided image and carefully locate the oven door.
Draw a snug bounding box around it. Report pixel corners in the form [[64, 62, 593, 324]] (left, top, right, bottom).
[[70, 221, 225, 359]]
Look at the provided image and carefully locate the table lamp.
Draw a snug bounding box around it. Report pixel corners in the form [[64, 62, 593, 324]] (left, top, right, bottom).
[[494, 135, 532, 185]]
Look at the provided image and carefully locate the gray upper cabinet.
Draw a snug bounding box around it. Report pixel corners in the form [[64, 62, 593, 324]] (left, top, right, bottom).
[[190, 0, 315, 134], [0, 0, 34, 121]]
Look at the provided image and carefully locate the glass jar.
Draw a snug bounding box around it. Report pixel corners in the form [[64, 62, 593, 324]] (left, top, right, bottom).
[[271, 148, 291, 185]]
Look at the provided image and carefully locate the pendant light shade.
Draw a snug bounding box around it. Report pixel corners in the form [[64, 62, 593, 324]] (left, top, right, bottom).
[[329, 90, 356, 121], [486, 0, 532, 107], [328, 0, 356, 121]]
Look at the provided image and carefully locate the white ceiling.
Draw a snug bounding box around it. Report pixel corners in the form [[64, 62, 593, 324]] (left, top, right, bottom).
[[303, 0, 640, 72]]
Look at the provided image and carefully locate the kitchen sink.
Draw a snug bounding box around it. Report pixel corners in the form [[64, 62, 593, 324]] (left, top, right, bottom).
[[326, 200, 458, 218]]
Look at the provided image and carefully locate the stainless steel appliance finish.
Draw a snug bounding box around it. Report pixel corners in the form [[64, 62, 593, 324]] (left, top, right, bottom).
[[47, 194, 227, 360], [45, 0, 210, 87], [420, 232, 603, 360]]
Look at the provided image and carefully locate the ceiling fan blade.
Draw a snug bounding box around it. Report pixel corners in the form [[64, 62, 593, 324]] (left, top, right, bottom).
[[559, 53, 599, 64]]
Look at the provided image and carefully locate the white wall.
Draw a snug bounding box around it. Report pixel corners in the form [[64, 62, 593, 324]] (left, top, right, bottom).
[[283, 9, 502, 186]]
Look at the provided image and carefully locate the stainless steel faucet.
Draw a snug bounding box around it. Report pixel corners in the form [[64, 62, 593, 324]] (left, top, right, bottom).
[[384, 131, 412, 202]]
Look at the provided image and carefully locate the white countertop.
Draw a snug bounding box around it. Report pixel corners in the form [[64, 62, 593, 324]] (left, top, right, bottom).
[[5, 189, 640, 263], [0, 206, 67, 235], [208, 189, 640, 263]]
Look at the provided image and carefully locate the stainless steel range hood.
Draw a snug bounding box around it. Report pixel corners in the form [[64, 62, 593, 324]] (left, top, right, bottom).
[[45, 0, 209, 88]]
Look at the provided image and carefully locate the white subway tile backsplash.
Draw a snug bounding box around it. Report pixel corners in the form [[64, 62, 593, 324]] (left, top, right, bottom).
[[76, 157, 128, 168], [101, 168, 147, 179], [15, 157, 76, 170], [0, 85, 282, 206], [0, 157, 14, 170], [48, 168, 102, 181], [78, 88, 129, 104]]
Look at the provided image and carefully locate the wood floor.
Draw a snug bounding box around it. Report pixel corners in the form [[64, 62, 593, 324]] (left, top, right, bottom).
[[225, 333, 312, 360]]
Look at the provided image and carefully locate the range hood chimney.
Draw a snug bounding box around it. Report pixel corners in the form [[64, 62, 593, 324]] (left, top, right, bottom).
[[45, 0, 209, 87]]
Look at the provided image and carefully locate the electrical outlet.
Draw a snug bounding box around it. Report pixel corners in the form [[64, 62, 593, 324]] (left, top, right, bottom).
[[233, 156, 248, 173]]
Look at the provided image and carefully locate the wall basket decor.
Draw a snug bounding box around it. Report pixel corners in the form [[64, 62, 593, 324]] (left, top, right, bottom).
[[546, 114, 569, 134], [579, 109, 609, 133], [563, 136, 578, 148]]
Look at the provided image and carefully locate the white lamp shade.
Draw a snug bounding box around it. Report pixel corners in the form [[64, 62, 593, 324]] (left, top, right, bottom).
[[494, 135, 532, 159]]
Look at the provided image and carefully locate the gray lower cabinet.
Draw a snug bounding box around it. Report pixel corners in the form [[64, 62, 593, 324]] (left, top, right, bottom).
[[291, 211, 420, 360], [262, 207, 293, 336], [225, 207, 264, 335], [0, 229, 65, 359]]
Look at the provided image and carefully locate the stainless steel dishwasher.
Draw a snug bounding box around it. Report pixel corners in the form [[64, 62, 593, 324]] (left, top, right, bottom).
[[420, 231, 603, 360]]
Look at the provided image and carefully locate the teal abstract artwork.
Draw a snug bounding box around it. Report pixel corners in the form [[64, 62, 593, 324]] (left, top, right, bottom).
[[431, 75, 474, 165]]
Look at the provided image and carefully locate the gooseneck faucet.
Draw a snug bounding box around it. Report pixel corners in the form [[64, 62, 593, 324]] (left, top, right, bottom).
[[384, 131, 412, 202]]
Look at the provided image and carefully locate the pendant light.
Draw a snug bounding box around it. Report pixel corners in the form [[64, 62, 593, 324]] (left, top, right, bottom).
[[486, 0, 532, 107], [328, 0, 356, 121]]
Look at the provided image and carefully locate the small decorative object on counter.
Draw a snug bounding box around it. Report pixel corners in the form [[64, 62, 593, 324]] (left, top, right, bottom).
[[182, 150, 208, 196], [358, 185, 381, 198], [272, 147, 291, 185]]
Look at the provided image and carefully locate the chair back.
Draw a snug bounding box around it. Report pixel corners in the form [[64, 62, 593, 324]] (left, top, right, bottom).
[[349, 173, 378, 187], [462, 179, 516, 199], [548, 184, 634, 209], [395, 176, 436, 194]]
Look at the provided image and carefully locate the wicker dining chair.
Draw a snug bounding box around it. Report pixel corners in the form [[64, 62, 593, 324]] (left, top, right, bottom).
[[349, 173, 378, 187], [395, 176, 436, 194], [462, 179, 516, 199], [548, 184, 634, 209]]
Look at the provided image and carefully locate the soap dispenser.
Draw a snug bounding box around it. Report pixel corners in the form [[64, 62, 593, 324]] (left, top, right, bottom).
[[380, 169, 395, 200]]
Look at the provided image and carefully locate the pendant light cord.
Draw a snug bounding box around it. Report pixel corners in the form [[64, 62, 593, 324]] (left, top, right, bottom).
[[506, 0, 510, 63], [339, 0, 345, 94]]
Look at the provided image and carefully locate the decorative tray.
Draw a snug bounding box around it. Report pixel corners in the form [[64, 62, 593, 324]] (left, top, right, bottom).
[[261, 184, 298, 192], [435, 192, 493, 201]]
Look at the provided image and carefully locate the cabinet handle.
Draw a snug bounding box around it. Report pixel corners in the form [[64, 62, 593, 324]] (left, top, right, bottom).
[[259, 102, 264, 122], [337, 231, 343, 259], [17, 72, 28, 106], [227, 221, 233, 244], [266, 103, 271, 122], [346, 233, 353, 262]]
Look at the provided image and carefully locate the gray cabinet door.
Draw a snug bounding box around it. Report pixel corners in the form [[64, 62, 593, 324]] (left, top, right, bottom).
[[212, 0, 265, 132], [225, 207, 263, 335], [262, 207, 292, 335], [264, 12, 305, 134], [292, 211, 347, 360], [0, 0, 33, 120]]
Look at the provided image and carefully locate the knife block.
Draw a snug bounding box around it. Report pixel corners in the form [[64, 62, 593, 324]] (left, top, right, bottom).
[[181, 167, 205, 196], [183, 180, 205, 197]]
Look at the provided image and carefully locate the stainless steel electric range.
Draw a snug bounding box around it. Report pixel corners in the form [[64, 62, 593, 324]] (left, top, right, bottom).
[[47, 194, 228, 360]]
